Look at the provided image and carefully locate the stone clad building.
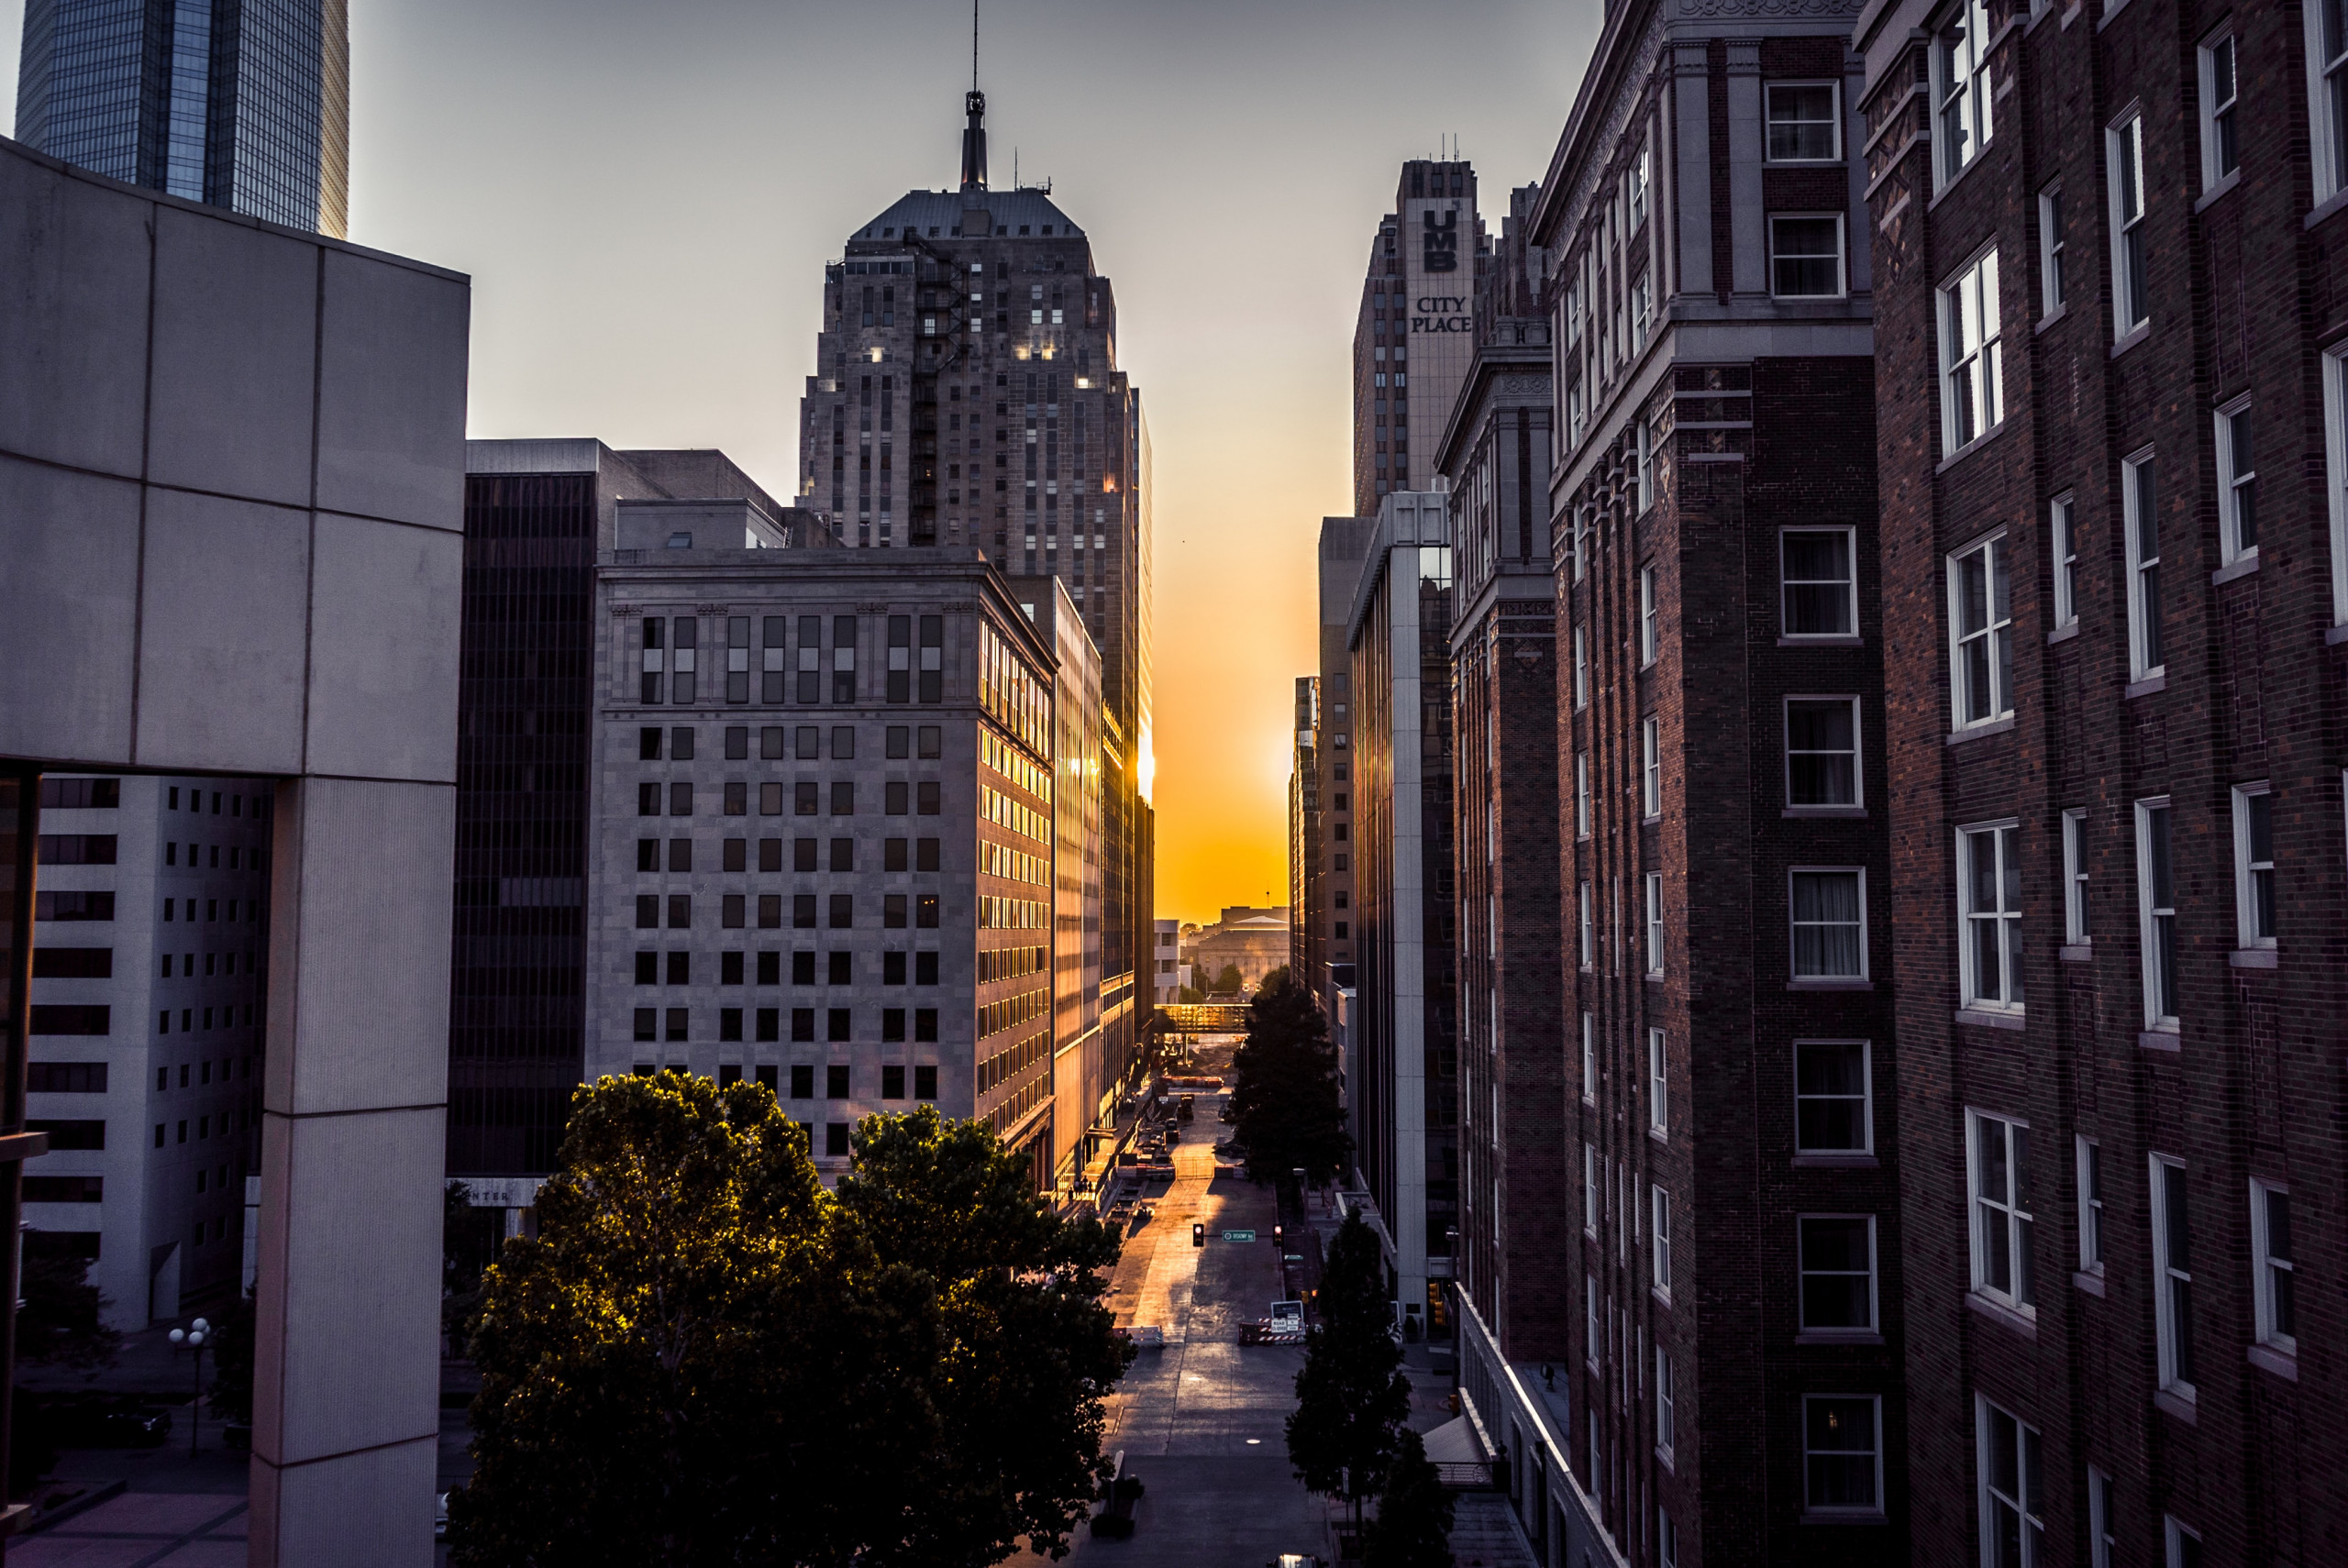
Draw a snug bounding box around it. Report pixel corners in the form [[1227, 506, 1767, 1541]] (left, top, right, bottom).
[[1856, 0, 2348, 1561]]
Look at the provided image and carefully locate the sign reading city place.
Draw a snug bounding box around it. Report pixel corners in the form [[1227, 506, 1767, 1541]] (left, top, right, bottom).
[[1410, 296, 1472, 335], [1223, 1229, 1257, 1242]]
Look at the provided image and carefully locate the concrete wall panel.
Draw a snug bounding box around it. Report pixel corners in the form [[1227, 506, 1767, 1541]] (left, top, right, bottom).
[[268, 777, 455, 1117], [0, 456, 141, 763], [0, 149, 150, 477], [147, 207, 320, 507], [316, 250, 467, 530], [249, 1430, 438, 1568], [304, 513, 461, 784], [134, 488, 312, 773]]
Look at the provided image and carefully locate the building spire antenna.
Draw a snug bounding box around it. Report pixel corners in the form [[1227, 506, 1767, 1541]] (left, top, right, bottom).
[[960, 0, 987, 191]]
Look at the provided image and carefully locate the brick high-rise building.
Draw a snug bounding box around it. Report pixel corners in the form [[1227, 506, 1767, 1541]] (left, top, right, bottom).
[[1503, 3, 1901, 1564], [1289, 674, 1322, 989], [1435, 183, 1567, 1393], [1856, 0, 2348, 1562], [1353, 161, 1489, 516], [794, 86, 1151, 1122]]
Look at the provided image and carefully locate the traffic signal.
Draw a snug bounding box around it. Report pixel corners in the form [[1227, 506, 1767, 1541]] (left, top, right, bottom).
[[1273, 1225, 1283, 1246], [1192, 1222, 1206, 1247]]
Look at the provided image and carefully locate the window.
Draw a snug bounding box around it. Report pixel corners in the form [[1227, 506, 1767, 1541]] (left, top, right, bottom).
[[2047, 495, 2077, 627], [1786, 698, 1860, 808], [1976, 1397, 2045, 1568], [2231, 784, 2276, 949], [1647, 1028, 1667, 1137], [1638, 566, 1658, 665], [2198, 33, 2239, 189], [2038, 186, 2065, 315], [2312, 0, 2348, 204], [2109, 113, 2149, 338], [1941, 248, 2003, 450], [2216, 399, 2258, 561], [1933, 0, 1993, 186], [2088, 1469, 2117, 1568], [1641, 719, 1661, 817], [1586, 1275, 1601, 1368], [1645, 873, 1664, 977], [1584, 1144, 1600, 1233], [2250, 1179, 2296, 1353], [1656, 1346, 1676, 1457], [1658, 1508, 1678, 1568], [1572, 624, 1589, 707], [1782, 528, 1857, 637], [1576, 752, 1591, 837], [1967, 1110, 2035, 1311], [1799, 1215, 1877, 1332], [2076, 1136, 2104, 1273], [1767, 82, 1840, 160], [2165, 1518, 2201, 1568], [2136, 799, 2178, 1027], [1789, 869, 1866, 979], [2150, 1154, 2196, 1396], [1803, 1396, 1882, 1514], [2120, 450, 2163, 679], [1769, 215, 1844, 297], [1578, 882, 1594, 969], [1796, 1041, 1872, 1154], [1958, 822, 2024, 1010], [1948, 534, 2013, 726], [1581, 1012, 1596, 1103], [1651, 1186, 1671, 1297]]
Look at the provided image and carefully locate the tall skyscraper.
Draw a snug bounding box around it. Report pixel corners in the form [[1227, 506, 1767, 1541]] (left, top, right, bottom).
[[14, 0, 350, 236], [1859, 0, 2348, 1559], [1352, 160, 1488, 516], [795, 87, 1152, 1141]]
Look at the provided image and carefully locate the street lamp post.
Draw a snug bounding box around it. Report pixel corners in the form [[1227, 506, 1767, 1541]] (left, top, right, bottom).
[[167, 1319, 209, 1454]]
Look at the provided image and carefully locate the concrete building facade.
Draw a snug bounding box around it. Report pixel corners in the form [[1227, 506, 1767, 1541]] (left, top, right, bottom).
[[1353, 160, 1490, 515], [1346, 490, 1458, 1338], [1855, 0, 2348, 1562], [1, 132, 467, 1563]]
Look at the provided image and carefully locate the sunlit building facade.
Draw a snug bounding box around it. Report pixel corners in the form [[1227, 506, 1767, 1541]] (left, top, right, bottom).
[[1352, 160, 1490, 516], [14, 0, 350, 235]]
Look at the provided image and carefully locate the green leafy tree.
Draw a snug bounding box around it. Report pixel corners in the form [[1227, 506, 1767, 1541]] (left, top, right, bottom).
[[1212, 962, 1244, 996], [1256, 965, 1292, 996], [1285, 1209, 1410, 1532], [1228, 970, 1353, 1186], [1361, 1427, 1456, 1567], [206, 1292, 256, 1425], [16, 1249, 120, 1370], [451, 1075, 1130, 1568]]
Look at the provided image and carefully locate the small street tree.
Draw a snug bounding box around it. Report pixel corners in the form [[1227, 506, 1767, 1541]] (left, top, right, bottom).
[[1229, 969, 1353, 1186], [1285, 1209, 1410, 1532], [1361, 1427, 1456, 1567]]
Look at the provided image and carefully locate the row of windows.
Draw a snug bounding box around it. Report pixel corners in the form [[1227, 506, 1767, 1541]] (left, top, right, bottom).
[[633, 949, 942, 986], [1577, 868, 1867, 980], [636, 780, 945, 818], [635, 893, 941, 930], [634, 613, 945, 707], [638, 723, 945, 762], [637, 837, 943, 874], [633, 1007, 938, 1045], [637, 1060, 937, 1109]]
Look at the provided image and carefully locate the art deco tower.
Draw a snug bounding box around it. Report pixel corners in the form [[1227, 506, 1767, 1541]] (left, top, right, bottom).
[[794, 87, 1155, 1128], [15, 0, 350, 236]]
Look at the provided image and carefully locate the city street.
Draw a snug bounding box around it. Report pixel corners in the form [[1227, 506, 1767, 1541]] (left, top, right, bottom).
[[1029, 1090, 1334, 1567]]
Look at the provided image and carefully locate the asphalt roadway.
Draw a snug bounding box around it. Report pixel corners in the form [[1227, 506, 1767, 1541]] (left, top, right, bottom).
[[1020, 1099, 1335, 1568]]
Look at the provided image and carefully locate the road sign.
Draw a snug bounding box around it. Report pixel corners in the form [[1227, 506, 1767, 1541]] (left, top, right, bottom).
[[1223, 1229, 1257, 1242]]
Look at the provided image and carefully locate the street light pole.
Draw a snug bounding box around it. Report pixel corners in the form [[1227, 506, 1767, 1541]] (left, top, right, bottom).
[[168, 1319, 209, 1454]]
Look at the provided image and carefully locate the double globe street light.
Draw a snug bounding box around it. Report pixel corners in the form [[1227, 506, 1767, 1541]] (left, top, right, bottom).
[[167, 1319, 209, 1454]]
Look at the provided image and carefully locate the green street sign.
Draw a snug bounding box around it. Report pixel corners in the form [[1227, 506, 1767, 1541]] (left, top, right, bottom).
[[1223, 1229, 1257, 1242]]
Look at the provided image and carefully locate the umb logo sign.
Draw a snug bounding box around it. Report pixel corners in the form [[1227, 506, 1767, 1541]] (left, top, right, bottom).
[[1422, 209, 1459, 273]]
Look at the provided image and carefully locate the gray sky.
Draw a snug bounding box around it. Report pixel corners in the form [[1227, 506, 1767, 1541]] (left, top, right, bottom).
[[3, 0, 1601, 921]]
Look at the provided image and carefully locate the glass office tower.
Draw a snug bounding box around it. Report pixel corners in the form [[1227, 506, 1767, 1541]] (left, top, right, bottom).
[[15, 0, 349, 237]]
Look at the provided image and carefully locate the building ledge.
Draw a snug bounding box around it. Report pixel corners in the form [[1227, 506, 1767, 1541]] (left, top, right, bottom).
[[2247, 1342, 2299, 1383], [2073, 1268, 2106, 1297], [1778, 634, 1864, 648], [2195, 171, 2242, 214], [2139, 1029, 2181, 1053], [1934, 418, 2010, 476], [2230, 947, 2278, 969], [2124, 673, 2166, 700], [1784, 806, 1868, 820], [1800, 1510, 1889, 1528], [2211, 552, 2258, 587], [1948, 716, 2015, 745], [1796, 1330, 1885, 1347], [2327, 623, 2348, 646], [2059, 943, 2093, 963], [2034, 304, 2067, 336], [1793, 1153, 1878, 1169], [2047, 621, 2079, 644], [1789, 978, 1873, 992], [1955, 1007, 2026, 1032], [1966, 1290, 2037, 1340], [2154, 1388, 2198, 1424], [2305, 186, 2348, 232]]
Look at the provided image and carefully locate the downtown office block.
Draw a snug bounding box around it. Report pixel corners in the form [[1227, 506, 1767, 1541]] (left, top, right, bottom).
[[2, 131, 467, 1564], [1855, 0, 2348, 1562], [792, 88, 1154, 1106], [14, 0, 350, 235]]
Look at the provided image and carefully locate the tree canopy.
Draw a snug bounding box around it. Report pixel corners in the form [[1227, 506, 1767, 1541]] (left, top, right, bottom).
[[16, 1249, 120, 1371], [1361, 1427, 1456, 1567], [450, 1075, 1131, 1568], [1228, 969, 1354, 1186], [1285, 1209, 1410, 1527]]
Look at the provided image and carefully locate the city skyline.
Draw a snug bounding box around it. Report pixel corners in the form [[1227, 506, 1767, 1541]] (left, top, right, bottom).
[[0, 0, 1602, 922]]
